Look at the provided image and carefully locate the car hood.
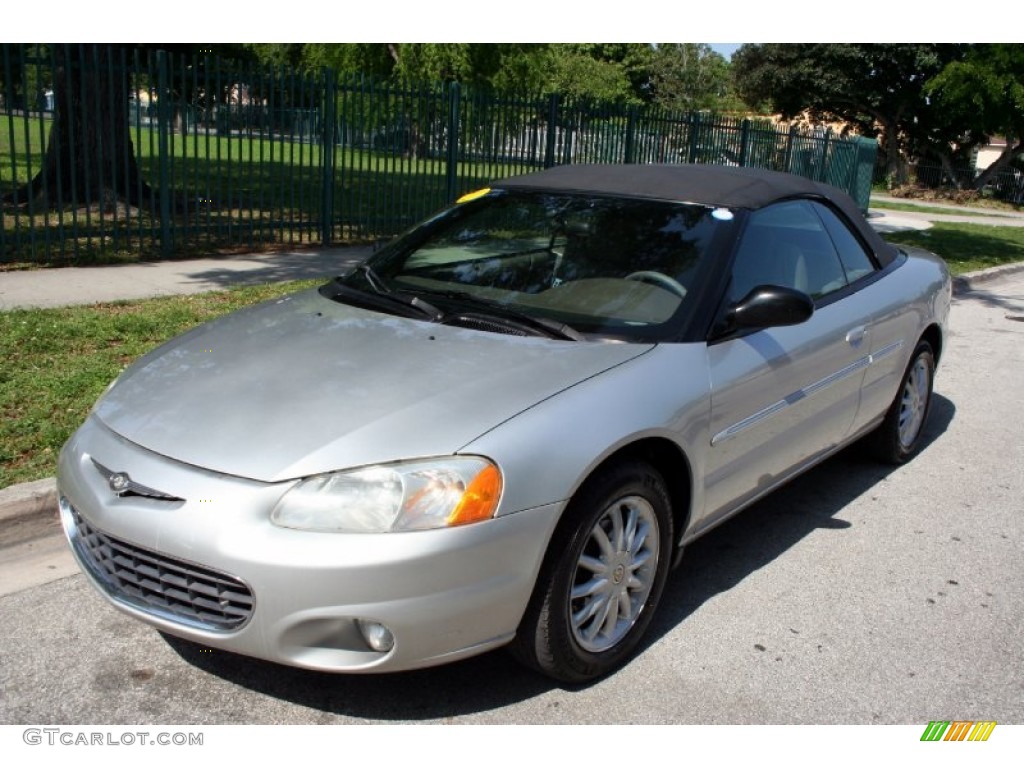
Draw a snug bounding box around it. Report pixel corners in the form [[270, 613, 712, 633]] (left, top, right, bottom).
[[93, 288, 652, 482]]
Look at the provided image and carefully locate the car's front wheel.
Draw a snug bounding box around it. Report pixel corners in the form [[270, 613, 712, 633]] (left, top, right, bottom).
[[512, 461, 673, 683]]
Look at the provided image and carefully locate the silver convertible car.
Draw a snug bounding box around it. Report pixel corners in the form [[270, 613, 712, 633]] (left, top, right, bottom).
[[58, 164, 951, 683]]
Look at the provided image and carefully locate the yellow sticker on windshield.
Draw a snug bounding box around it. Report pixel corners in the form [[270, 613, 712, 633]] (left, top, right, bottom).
[[457, 188, 491, 204]]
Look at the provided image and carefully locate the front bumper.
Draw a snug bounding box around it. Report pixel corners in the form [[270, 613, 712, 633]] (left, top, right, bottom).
[[58, 417, 561, 673]]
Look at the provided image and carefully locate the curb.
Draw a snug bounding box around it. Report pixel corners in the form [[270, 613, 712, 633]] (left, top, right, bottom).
[[0, 477, 58, 526], [953, 262, 1024, 295]]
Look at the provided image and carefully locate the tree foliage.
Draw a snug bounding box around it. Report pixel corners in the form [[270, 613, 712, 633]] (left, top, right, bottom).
[[731, 44, 965, 182], [242, 43, 739, 109], [648, 44, 742, 113], [246, 43, 651, 101], [925, 44, 1024, 186]]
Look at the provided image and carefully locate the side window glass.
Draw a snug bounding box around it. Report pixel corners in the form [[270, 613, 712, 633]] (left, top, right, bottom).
[[814, 203, 878, 284], [729, 201, 848, 302]]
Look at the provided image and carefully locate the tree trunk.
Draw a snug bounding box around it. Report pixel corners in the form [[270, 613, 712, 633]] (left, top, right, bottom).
[[938, 153, 964, 190], [2, 44, 156, 209], [881, 120, 909, 185]]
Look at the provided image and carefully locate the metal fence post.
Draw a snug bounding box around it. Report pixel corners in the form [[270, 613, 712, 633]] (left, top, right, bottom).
[[783, 124, 797, 172], [156, 49, 171, 258], [853, 136, 878, 211], [445, 81, 460, 202], [687, 112, 701, 164], [320, 67, 337, 245], [739, 118, 750, 167], [544, 93, 559, 168], [818, 127, 832, 183], [624, 105, 637, 164]]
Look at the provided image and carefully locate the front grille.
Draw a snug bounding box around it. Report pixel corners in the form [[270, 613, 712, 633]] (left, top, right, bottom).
[[63, 501, 253, 632]]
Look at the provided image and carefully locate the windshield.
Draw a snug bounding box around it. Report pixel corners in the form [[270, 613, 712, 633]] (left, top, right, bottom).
[[336, 189, 731, 341]]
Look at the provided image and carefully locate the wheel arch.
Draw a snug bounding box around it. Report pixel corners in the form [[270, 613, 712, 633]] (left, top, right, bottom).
[[920, 322, 943, 365], [510, 437, 692, 680], [577, 437, 694, 563]]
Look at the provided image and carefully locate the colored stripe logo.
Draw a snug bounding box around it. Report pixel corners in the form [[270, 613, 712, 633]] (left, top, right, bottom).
[[921, 721, 996, 741]]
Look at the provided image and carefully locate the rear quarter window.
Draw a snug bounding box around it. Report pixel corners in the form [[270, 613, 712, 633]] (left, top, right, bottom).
[[814, 203, 878, 284]]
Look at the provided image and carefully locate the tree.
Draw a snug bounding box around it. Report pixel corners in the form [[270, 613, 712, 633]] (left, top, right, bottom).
[[250, 43, 534, 88], [1, 44, 156, 208], [731, 43, 965, 183], [2, 43, 258, 210], [244, 43, 656, 102], [648, 44, 741, 113], [534, 44, 643, 103], [925, 44, 1024, 189]]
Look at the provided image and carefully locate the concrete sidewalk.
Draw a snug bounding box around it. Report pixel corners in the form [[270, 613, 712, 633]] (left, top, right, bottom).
[[0, 246, 372, 311], [867, 197, 1024, 234], [869, 207, 1024, 232], [871, 193, 1024, 219]]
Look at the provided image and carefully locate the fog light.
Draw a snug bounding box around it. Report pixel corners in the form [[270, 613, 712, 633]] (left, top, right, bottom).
[[356, 620, 395, 653]]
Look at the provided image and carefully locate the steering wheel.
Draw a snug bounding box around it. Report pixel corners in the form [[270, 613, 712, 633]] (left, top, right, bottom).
[[624, 271, 687, 298]]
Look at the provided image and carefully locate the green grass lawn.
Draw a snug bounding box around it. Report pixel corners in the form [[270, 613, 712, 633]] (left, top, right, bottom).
[[883, 222, 1024, 274]]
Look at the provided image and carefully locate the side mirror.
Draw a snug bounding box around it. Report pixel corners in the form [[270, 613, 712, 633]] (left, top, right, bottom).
[[716, 285, 814, 338]]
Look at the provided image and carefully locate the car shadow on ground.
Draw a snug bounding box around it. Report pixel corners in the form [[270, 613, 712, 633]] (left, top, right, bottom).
[[163, 393, 955, 720], [646, 392, 955, 649]]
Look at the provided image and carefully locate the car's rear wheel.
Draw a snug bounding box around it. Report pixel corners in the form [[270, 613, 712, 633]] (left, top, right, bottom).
[[869, 340, 935, 464], [511, 461, 673, 683]]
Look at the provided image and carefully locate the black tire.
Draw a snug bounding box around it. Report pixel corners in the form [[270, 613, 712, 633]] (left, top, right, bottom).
[[511, 461, 673, 683], [868, 340, 935, 464]]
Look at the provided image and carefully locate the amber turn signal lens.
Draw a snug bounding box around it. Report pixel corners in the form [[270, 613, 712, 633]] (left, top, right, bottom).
[[447, 464, 502, 525]]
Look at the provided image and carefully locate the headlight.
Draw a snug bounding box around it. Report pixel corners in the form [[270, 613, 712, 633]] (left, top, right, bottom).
[[270, 457, 502, 533]]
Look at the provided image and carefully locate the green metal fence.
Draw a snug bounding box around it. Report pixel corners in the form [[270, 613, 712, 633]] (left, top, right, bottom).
[[1, 44, 878, 265]]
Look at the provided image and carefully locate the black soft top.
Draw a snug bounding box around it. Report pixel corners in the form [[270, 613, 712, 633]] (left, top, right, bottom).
[[495, 164, 897, 266]]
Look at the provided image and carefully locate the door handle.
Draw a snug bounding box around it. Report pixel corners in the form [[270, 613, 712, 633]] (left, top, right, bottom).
[[846, 326, 866, 347]]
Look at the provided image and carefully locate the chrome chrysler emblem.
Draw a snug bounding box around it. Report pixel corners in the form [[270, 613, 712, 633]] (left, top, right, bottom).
[[90, 458, 184, 502], [108, 472, 132, 495]]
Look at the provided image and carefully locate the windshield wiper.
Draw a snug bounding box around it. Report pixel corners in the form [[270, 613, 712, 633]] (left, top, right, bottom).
[[327, 271, 578, 338], [358, 263, 391, 294], [324, 276, 444, 322], [412, 289, 583, 341]]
